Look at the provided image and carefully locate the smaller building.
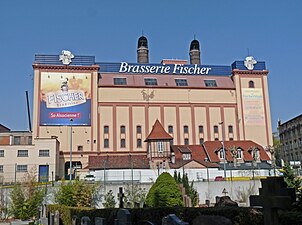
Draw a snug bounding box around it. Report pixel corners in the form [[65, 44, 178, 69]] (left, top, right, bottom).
[[0, 125, 60, 183], [278, 114, 302, 164]]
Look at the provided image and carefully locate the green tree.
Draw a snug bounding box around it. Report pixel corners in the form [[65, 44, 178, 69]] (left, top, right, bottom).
[[102, 190, 116, 208], [9, 174, 44, 220], [175, 173, 198, 206], [55, 179, 100, 207], [145, 172, 183, 207], [280, 162, 301, 190], [173, 170, 178, 182], [280, 162, 302, 206]]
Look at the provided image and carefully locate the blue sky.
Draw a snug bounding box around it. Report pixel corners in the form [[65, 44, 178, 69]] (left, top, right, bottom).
[[0, 0, 301, 132]]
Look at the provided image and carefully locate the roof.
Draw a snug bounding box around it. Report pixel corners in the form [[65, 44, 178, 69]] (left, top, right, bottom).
[[145, 120, 173, 141], [88, 154, 150, 170], [0, 124, 10, 133], [170, 145, 220, 169], [98, 73, 235, 89], [202, 140, 270, 162]]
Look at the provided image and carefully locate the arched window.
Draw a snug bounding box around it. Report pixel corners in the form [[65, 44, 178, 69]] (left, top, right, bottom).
[[249, 80, 255, 88]]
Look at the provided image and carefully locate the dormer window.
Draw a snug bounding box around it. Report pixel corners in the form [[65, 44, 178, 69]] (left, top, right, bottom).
[[182, 153, 191, 160], [175, 79, 188, 86], [144, 78, 158, 86], [204, 80, 217, 87], [114, 78, 127, 85], [237, 149, 242, 159], [219, 149, 224, 159]]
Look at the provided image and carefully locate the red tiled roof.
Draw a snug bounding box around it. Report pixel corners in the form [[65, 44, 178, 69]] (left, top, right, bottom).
[[98, 73, 235, 89], [88, 154, 150, 170], [145, 119, 173, 141], [170, 145, 220, 169], [202, 140, 271, 162], [0, 124, 10, 133]]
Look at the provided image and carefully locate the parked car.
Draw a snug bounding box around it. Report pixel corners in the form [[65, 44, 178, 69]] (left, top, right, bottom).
[[214, 176, 225, 181], [84, 174, 95, 181]]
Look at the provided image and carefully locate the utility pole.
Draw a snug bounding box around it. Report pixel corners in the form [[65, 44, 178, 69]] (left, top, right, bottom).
[[219, 122, 227, 179]]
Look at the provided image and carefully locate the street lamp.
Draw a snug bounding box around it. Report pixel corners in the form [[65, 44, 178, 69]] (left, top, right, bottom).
[[69, 118, 73, 181], [219, 121, 227, 179]]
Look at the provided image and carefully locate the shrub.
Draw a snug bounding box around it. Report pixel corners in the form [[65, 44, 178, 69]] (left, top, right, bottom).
[[55, 179, 101, 207], [9, 178, 44, 220], [145, 172, 183, 207]]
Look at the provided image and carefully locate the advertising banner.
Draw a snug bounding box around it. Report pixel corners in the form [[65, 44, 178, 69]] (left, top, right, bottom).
[[242, 88, 265, 126], [40, 72, 91, 126]]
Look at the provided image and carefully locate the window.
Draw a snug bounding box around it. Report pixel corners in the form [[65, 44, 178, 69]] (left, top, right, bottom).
[[144, 78, 158, 86], [184, 126, 189, 134], [199, 125, 204, 134], [175, 79, 188, 86], [0, 150, 4, 157], [17, 150, 28, 157], [136, 125, 142, 134], [219, 150, 224, 159], [114, 78, 127, 85], [249, 80, 255, 88], [199, 138, 204, 145], [184, 138, 189, 145], [121, 139, 126, 148], [14, 136, 21, 145], [28, 136, 32, 145], [104, 126, 109, 134], [137, 138, 142, 148], [39, 149, 49, 157], [237, 149, 242, 159], [0, 165, 3, 173], [215, 138, 219, 141], [104, 139, 109, 148], [182, 153, 191, 160], [17, 165, 28, 172], [158, 141, 164, 153], [228, 125, 233, 134], [168, 125, 173, 134], [120, 126, 126, 134], [77, 146, 83, 151], [214, 125, 218, 133], [204, 80, 217, 87]]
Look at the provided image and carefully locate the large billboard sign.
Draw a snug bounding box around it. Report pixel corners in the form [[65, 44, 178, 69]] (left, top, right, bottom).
[[40, 72, 91, 126], [242, 88, 265, 126]]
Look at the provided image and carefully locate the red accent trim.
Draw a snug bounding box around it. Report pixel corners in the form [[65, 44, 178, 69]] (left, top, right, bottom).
[[98, 85, 236, 90], [206, 106, 211, 140], [220, 106, 225, 139], [176, 106, 180, 145], [129, 106, 133, 151], [191, 106, 196, 144], [91, 73, 94, 151], [33, 64, 100, 71], [98, 102, 237, 107], [232, 69, 269, 76], [235, 106, 240, 140], [238, 78, 246, 139], [37, 70, 41, 137], [97, 109, 100, 152], [113, 106, 117, 151], [145, 105, 149, 140], [160, 105, 164, 127]]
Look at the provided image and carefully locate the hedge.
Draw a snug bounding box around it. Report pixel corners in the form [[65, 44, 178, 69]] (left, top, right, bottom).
[[47, 205, 264, 225]]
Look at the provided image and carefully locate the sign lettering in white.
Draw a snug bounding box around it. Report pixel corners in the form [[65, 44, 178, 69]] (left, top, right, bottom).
[[119, 62, 212, 75]]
